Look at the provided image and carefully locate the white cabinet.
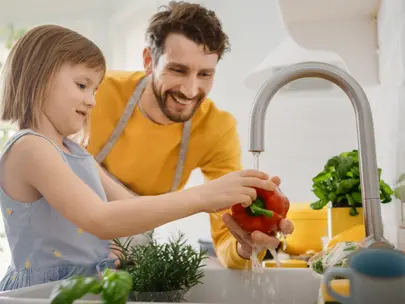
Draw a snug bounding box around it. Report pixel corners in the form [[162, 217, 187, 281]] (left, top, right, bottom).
[[277, 0, 381, 86]]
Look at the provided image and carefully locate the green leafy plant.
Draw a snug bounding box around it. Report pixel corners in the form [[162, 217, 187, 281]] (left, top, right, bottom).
[[309, 150, 393, 216], [49, 268, 132, 304], [111, 231, 208, 302]]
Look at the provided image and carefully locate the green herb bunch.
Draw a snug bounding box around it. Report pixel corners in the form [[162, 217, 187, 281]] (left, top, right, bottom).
[[50, 268, 132, 304], [310, 150, 393, 216], [111, 232, 208, 294]]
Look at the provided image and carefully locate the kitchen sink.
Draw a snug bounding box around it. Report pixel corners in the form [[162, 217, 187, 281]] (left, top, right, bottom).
[[0, 268, 321, 303]]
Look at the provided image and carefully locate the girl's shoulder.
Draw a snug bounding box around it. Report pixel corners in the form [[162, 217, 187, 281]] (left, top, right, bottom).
[[1, 129, 63, 158]]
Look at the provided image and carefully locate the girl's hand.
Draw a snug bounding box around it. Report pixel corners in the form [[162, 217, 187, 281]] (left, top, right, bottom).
[[222, 176, 295, 259], [193, 169, 278, 213]]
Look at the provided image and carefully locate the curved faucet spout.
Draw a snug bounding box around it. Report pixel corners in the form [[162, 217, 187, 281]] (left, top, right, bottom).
[[248, 61, 390, 247]]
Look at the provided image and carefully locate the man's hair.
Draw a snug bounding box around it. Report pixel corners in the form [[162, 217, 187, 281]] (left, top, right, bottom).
[[0, 24, 105, 130], [145, 1, 231, 62]]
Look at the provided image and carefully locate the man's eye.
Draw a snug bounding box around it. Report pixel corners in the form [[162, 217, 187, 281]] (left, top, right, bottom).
[[170, 68, 184, 74], [200, 72, 212, 78]]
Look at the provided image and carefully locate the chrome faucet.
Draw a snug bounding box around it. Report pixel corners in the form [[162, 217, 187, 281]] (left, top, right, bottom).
[[249, 61, 393, 248]]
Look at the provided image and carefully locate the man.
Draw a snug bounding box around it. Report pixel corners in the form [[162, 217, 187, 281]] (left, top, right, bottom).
[[87, 1, 294, 269]]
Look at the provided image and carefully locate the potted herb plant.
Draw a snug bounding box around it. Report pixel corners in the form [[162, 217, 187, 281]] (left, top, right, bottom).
[[111, 231, 208, 303], [309, 150, 393, 237]]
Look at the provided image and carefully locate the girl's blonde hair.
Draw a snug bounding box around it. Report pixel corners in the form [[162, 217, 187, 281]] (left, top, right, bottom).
[[0, 24, 106, 141]]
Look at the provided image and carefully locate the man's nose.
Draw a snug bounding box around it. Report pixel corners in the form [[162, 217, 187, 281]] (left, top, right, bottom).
[[180, 77, 199, 99]]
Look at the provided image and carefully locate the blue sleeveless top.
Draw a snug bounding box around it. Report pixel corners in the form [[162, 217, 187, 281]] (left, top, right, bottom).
[[0, 129, 115, 291]]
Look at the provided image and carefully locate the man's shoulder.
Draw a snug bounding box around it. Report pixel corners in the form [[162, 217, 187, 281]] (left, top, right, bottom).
[[94, 70, 146, 114], [99, 70, 146, 94], [91, 71, 146, 131], [194, 98, 237, 135]]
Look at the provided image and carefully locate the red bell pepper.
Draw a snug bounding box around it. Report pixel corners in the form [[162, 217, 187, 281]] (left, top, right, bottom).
[[231, 187, 290, 234]]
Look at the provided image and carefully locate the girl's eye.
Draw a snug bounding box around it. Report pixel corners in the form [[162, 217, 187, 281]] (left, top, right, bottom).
[[77, 83, 86, 89]]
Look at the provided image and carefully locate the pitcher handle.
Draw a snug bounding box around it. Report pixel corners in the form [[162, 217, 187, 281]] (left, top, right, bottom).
[[323, 267, 354, 304]]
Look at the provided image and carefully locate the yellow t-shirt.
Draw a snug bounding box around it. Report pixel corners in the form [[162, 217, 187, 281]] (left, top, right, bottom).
[[87, 70, 266, 269]]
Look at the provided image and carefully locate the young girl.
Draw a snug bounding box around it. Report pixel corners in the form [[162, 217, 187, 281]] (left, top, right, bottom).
[[0, 24, 278, 291]]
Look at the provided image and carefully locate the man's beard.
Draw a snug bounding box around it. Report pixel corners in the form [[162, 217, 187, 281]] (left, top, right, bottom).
[[151, 76, 205, 123]]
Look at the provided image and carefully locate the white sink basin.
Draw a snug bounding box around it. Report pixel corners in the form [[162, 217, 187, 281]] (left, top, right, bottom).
[[0, 268, 321, 303]]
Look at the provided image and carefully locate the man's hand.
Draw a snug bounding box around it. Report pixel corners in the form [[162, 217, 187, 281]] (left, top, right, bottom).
[[222, 176, 295, 259]]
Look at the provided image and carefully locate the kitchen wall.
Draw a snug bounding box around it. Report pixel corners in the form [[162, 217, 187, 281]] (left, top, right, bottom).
[[0, 0, 402, 256]]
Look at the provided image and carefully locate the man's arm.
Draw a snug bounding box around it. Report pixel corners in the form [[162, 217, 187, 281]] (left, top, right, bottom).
[[199, 118, 267, 269]]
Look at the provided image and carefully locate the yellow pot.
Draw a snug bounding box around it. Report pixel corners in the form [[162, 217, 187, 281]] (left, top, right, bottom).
[[328, 205, 364, 238], [284, 202, 328, 255], [327, 224, 366, 248]]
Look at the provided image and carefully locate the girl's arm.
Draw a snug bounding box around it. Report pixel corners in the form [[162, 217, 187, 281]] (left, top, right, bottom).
[[96, 162, 137, 201], [82, 140, 135, 200], [8, 135, 272, 240], [10, 135, 203, 240]]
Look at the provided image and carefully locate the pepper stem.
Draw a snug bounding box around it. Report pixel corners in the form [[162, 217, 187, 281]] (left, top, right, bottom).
[[249, 202, 273, 218]]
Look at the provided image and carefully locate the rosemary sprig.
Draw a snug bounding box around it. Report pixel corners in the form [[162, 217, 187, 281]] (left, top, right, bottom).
[[110, 232, 208, 293]]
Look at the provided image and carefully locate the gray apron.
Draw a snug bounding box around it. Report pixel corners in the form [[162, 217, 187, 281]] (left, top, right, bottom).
[[95, 75, 192, 246]]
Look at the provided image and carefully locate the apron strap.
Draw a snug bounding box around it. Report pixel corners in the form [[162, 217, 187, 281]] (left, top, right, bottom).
[[95, 76, 148, 164], [171, 119, 191, 191], [95, 75, 191, 193]]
